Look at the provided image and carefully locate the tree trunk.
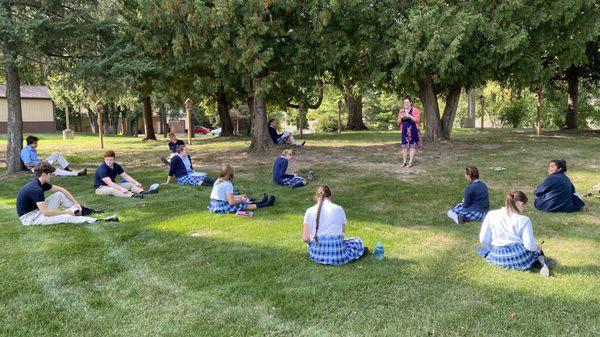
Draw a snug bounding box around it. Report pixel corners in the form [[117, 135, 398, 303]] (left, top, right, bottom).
[[297, 101, 306, 136], [345, 91, 368, 130], [2, 4, 24, 173], [417, 74, 443, 142], [216, 89, 234, 136], [565, 65, 579, 129], [249, 78, 274, 151], [129, 118, 138, 137], [440, 86, 462, 139], [87, 108, 98, 133], [141, 95, 156, 140]]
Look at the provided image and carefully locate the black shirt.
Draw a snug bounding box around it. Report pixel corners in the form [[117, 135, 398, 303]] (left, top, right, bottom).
[[94, 162, 125, 188], [16, 178, 53, 216], [168, 139, 185, 153]]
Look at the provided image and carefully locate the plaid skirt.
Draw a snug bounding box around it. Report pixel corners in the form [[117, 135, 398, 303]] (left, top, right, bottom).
[[308, 235, 365, 266], [451, 203, 486, 222], [177, 173, 208, 186], [207, 199, 247, 214], [481, 243, 540, 270], [280, 176, 305, 188]]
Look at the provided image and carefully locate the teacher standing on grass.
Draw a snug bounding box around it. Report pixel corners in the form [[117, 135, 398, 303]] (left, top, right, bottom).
[[398, 97, 420, 168]]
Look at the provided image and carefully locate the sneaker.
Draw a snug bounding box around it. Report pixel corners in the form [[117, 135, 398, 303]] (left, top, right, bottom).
[[267, 195, 276, 206], [131, 193, 144, 199], [457, 215, 464, 225], [142, 184, 159, 195], [81, 206, 104, 216], [77, 168, 87, 176], [299, 140, 306, 147], [447, 210, 460, 225], [160, 157, 169, 166], [362, 247, 370, 257], [538, 256, 550, 277], [101, 214, 119, 222]]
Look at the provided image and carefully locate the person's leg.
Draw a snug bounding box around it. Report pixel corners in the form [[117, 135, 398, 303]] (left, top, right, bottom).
[[45, 191, 74, 210], [96, 186, 133, 198], [46, 152, 70, 169], [201, 176, 214, 186], [52, 167, 79, 176], [34, 213, 96, 225], [120, 182, 144, 194], [409, 147, 416, 165], [401, 147, 408, 165], [447, 203, 463, 224]]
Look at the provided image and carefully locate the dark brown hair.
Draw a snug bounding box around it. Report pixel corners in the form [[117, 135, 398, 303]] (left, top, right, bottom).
[[465, 166, 479, 180], [33, 163, 56, 177], [314, 185, 332, 242], [26, 135, 39, 145], [104, 150, 116, 158], [505, 190, 528, 214], [550, 159, 567, 173]]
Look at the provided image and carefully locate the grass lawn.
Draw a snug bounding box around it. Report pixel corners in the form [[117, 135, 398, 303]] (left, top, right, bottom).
[[0, 129, 598, 337]]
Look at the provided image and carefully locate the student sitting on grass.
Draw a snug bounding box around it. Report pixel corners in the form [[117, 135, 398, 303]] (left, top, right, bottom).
[[447, 166, 489, 224], [476, 191, 550, 276], [207, 164, 275, 214], [94, 150, 152, 198], [302, 185, 367, 266], [16, 163, 117, 226], [20, 135, 87, 176], [166, 145, 214, 187], [160, 132, 185, 165], [534, 159, 588, 212], [273, 149, 307, 189], [268, 119, 305, 147]]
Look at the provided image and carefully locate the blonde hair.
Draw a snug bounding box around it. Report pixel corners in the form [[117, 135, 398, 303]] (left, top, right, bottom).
[[282, 149, 294, 156], [218, 163, 235, 183], [167, 131, 176, 138]]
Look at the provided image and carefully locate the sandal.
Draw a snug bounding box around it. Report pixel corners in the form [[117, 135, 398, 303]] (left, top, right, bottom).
[[401, 162, 407, 167], [408, 162, 413, 168]]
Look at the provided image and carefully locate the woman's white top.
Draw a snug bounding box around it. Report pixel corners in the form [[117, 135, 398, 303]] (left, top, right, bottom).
[[479, 207, 537, 251], [303, 199, 346, 237], [210, 180, 233, 201]]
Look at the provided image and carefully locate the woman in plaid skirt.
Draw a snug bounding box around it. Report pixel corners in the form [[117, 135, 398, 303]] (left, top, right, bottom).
[[273, 149, 307, 189], [302, 185, 367, 265], [447, 166, 489, 224], [477, 191, 550, 276], [165, 145, 214, 187], [207, 164, 275, 214]]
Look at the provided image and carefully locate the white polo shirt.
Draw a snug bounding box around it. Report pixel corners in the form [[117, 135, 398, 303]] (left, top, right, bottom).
[[304, 199, 346, 237], [479, 207, 537, 251]]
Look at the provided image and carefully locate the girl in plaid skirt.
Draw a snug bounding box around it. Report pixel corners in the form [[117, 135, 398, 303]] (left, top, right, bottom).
[[273, 149, 307, 189], [207, 164, 275, 214], [447, 166, 489, 224], [477, 191, 550, 276], [302, 185, 367, 265], [166, 145, 215, 187]]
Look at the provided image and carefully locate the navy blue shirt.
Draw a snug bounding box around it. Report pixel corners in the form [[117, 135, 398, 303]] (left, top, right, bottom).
[[94, 162, 125, 188], [268, 126, 282, 143], [169, 155, 193, 178], [273, 156, 294, 184], [462, 180, 489, 214], [16, 178, 53, 216], [534, 172, 585, 212], [168, 139, 185, 153]]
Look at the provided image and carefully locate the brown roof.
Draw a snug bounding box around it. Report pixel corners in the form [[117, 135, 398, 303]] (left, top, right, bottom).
[[0, 84, 51, 99]]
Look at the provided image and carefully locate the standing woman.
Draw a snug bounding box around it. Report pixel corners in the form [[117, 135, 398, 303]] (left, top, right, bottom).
[[477, 191, 550, 276], [397, 97, 421, 167], [302, 185, 367, 265]]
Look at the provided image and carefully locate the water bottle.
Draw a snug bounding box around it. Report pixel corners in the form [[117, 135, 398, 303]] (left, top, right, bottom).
[[374, 242, 384, 260], [307, 171, 314, 181]]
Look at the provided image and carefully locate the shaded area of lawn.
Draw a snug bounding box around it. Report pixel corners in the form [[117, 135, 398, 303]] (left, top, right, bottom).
[[0, 129, 599, 336]]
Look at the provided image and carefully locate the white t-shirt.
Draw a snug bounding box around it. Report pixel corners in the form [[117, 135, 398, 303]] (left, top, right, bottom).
[[479, 207, 537, 251], [210, 180, 234, 201], [303, 199, 347, 237]]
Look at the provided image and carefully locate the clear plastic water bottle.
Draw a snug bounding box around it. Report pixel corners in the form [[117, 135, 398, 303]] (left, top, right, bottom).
[[307, 171, 314, 181], [374, 242, 384, 260]]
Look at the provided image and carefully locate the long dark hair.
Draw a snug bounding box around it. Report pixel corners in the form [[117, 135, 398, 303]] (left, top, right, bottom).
[[550, 159, 567, 173], [505, 190, 528, 214], [314, 185, 332, 242]]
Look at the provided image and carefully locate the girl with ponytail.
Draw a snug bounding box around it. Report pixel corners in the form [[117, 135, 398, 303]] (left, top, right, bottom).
[[534, 159, 587, 212], [477, 191, 550, 276], [302, 185, 367, 265]]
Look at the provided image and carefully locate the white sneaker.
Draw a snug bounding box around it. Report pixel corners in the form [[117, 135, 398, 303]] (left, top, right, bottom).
[[538, 256, 550, 277], [447, 210, 460, 225]]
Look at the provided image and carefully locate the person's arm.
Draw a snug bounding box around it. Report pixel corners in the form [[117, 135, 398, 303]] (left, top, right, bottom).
[[342, 223, 346, 237], [102, 177, 130, 193], [462, 185, 473, 208], [479, 214, 492, 248], [397, 109, 403, 125], [411, 108, 420, 124], [21, 149, 36, 168], [166, 158, 178, 183], [49, 185, 81, 211], [521, 219, 539, 252], [36, 201, 74, 216], [534, 176, 551, 196], [226, 192, 247, 205], [121, 172, 142, 188], [302, 223, 311, 243]]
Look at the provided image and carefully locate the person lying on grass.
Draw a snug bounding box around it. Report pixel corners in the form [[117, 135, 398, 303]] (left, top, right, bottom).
[[16, 163, 117, 226], [165, 145, 215, 187], [21, 135, 87, 176], [273, 149, 307, 189], [94, 150, 155, 199], [476, 190, 550, 276], [534, 159, 589, 212], [160, 131, 185, 165], [302, 185, 368, 266], [268, 119, 305, 147], [207, 163, 275, 214], [447, 166, 489, 224]]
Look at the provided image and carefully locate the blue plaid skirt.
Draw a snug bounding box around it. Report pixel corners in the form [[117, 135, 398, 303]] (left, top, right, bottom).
[[480, 243, 540, 270], [451, 203, 486, 222], [207, 199, 247, 214], [281, 176, 305, 188], [308, 235, 365, 266], [177, 173, 208, 186]]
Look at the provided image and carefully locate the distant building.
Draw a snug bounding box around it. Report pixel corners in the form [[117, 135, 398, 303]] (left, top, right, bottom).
[[0, 85, 56, 133]]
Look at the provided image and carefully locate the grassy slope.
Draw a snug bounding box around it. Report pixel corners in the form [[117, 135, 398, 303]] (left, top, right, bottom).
[[0, 129, 598, 337]]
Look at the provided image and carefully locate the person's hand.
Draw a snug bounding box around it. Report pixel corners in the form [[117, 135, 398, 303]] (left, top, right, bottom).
[[65, 210, 76, 216], [536, 243, 543, 252], [241, 196, 248, 202], [135, 182, 142, 188], [120, 187, 129, 193], [73, 203, 82, 212]]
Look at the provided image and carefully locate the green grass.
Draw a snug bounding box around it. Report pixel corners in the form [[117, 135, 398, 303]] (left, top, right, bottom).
[[0, 129, 598, 336]]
